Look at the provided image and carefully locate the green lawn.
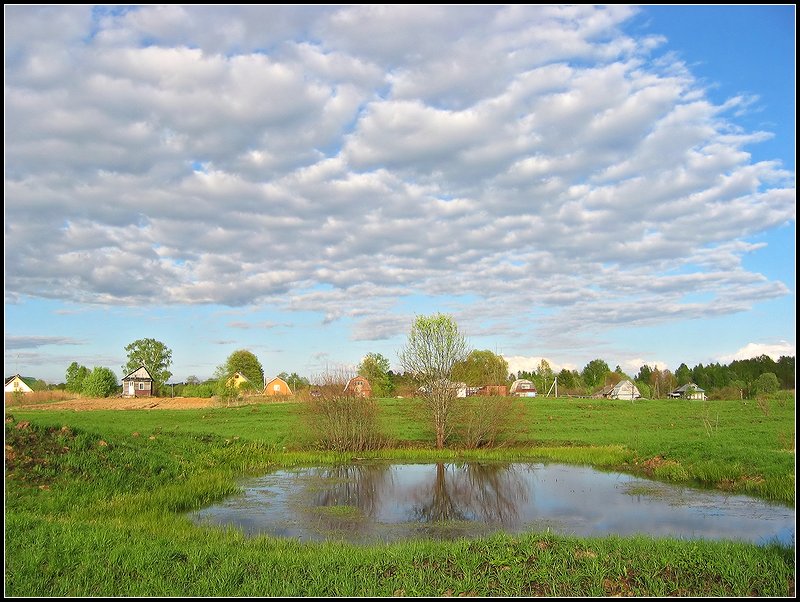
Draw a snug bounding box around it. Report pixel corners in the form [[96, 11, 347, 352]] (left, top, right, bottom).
[[4, 395, 795, 596]]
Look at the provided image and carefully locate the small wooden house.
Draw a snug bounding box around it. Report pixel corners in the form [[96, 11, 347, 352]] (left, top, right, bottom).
[[264, 376, 293, 397], [344, 375, 372, 398], [122, 366, 154, 397], [4, 374, 35, 394]]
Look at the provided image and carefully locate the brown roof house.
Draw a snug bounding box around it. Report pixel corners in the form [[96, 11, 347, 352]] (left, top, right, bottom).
[[344, 375, 372, 398], [510, 379, 537, 397], [264, 376, 293, 397], [122, 366, 154, 397]]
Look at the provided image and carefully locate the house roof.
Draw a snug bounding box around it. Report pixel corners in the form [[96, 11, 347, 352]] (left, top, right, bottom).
[[122, 365, 154, 381], [264, 376, 291, 391], [672, 383, 705, 393], [510, 379, 536, 393], [345, 376, 372, 389], [5, 374, 38, 388]]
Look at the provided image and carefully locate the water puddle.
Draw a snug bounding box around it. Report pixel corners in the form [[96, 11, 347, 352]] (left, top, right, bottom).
[[189, 462, 794, 545]]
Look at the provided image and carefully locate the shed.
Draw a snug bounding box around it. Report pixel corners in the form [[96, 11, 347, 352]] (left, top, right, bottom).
[[264, 376, 293, 397], [122, 366, 154, 397]]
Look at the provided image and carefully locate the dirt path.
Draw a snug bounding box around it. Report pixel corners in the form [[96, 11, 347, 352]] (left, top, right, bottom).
[[9, 396, 221, 411]]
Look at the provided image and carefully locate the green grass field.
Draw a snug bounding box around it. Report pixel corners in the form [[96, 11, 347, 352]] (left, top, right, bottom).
[[4, 396, 795, 596]]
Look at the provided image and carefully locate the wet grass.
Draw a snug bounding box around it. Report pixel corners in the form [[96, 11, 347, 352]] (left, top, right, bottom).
[[4, 395, 795, 596]]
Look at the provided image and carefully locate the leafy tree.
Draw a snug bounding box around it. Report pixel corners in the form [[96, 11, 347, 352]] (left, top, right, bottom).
[[122, 338, 172, 395], [635, 365, 653, 384], [66, 361, 90, 394], [358, 353, 394, 397], [581, 359, 610, 390], [755, 372, 780, 395], [775, 356, 795, 389], [453, 350, 509, 387], [675, 363, 692, 386], [81, 367, 119, 398], [399, 313, 469, 449], [222, 349, 264, 389], [536, 359, 555, 394], [635, 380, 651, 399]]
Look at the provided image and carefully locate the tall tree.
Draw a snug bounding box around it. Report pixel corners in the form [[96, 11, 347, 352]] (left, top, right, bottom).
[[122, 338, 173, 395], [65, 361, 90, 394], [453, 350, 509, 386], [675, 363, 692, 386], [358, 353, 394, 397], [223, 349, 264, 389], [581, 359, 610, 390], [399, 313, 469, 449]]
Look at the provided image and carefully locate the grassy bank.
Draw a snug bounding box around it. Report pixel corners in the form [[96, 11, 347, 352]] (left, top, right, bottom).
[[4, 396, 795, 596]]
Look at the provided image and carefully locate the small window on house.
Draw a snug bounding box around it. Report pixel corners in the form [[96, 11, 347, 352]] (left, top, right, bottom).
[[139, 382, 145, 390], [273, 384, 280, 392]]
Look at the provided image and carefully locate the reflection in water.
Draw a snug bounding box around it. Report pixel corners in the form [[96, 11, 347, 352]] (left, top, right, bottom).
[[188, 462, 795, 546], [410, 463, 527, 525]]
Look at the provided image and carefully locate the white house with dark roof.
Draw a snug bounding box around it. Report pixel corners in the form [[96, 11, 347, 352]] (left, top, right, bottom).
[[669, 383, 707, 400]]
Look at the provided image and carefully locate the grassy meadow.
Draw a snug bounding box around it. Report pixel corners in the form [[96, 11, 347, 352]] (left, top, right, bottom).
[[4, 395, 795, 596]]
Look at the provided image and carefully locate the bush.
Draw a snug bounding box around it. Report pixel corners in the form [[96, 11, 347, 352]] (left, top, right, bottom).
[[452, 395, 529, 448], [301, 391, 388, 452], [81, 367, 119, 398]]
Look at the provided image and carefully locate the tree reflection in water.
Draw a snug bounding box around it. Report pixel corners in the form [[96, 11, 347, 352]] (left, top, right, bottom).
[[410, 462, 528, 525], [299, 464, 392, 537]]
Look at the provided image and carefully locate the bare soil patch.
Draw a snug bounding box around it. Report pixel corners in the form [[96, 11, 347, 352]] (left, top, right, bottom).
[[8, 396, 221, 411]]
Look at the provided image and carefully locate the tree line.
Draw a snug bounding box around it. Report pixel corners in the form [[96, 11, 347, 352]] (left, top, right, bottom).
[[52, 332, 793, 401]]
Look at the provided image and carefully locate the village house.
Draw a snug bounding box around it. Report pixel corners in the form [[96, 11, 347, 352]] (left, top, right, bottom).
[[264, 376, 293, 397], [509, 379, 537, 397], [344, 375, 372, 398], [226, 372, 250, 389], [594, 379, 641, 400], [669, 383, 707, 400], [122, 366, 154, 397], [4, 374, 36, 394]]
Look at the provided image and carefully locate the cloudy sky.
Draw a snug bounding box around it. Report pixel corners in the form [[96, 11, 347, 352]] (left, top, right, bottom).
[[4, 5, 795, 384]]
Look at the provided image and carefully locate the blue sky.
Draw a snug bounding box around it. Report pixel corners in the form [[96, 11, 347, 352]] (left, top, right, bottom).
[[4, 5, 795, 384]]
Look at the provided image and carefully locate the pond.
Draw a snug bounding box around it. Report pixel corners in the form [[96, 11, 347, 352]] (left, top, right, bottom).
[[188, 462, 794, 545]]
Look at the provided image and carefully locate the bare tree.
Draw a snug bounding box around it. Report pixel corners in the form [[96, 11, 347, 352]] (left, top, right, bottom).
[[399, 314, 469, 449]]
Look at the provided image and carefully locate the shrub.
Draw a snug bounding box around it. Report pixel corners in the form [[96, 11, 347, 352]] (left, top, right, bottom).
[[81, 367, 119, 398], [452, 395, 529, 448], [301, 389, 387, 452]]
